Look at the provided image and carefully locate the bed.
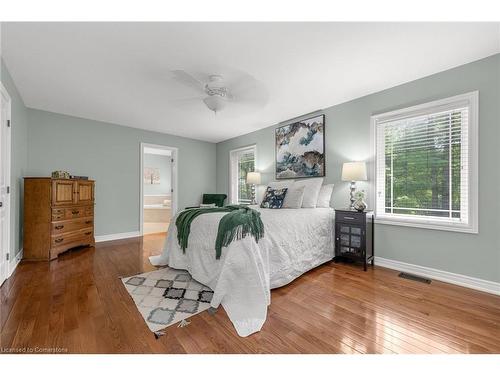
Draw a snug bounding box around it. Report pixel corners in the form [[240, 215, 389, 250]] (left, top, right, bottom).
[[150, 206, 335, 337]]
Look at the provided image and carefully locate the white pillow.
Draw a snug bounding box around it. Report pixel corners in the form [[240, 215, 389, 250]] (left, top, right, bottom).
[[268, 180, 294, 189], [293, 178, 324, 208], [283, 185, 305, 209], [316, 184, 334, 208], [200, 203, 216, 208]]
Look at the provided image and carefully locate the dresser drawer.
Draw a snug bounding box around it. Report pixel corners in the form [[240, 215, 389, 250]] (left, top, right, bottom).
[[335, 211, 365, 224], [51, 217, 93, 235], [51, 228, 94, 247], [64, 207, 86, 219], [52, 208, 65, 220], [84, 206, 94, 217]]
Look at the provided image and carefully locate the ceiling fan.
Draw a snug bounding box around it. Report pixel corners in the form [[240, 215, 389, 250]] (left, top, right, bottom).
[[171, 70, 268, 114]]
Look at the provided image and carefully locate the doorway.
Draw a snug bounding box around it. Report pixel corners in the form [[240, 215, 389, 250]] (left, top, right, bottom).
[[140, 143, 178, 236], [0, 82, 11, 285]]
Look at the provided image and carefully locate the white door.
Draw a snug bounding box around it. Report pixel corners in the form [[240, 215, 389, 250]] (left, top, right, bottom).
[[0, 83, 11, 285]]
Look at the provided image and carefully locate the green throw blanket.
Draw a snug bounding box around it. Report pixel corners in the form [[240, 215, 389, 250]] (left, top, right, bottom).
[[175, 205, 264, 259]]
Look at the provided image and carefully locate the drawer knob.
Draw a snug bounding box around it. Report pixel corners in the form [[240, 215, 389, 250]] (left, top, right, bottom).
[[344, 216, 355, 220], [85, 220, 92, 224], [55, 238, 64, 243], [72, 210, 80, 214], [85, 231, 92, 235], [55, 225, 64, 230]]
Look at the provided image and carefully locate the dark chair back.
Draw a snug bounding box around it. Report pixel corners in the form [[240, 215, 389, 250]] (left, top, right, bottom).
[[202, 194, 227, 207]]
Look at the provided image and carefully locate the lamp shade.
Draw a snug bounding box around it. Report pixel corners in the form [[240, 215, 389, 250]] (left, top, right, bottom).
[[341, 162, 367, 181], [246, 172, 261, 185]]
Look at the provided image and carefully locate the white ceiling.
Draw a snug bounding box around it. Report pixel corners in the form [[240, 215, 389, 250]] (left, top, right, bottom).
[[2, 22, 499, 143]]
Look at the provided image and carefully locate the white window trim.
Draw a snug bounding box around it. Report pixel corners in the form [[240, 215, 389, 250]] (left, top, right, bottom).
[[370, 91, 479, 234], [229, 144, 257, 204]]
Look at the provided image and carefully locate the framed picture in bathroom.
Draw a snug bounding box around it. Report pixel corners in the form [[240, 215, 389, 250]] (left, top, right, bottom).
[[144, 167, 160, 184]]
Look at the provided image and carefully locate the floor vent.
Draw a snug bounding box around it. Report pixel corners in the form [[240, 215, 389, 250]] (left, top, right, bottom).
[[398, 272, 432, 284]]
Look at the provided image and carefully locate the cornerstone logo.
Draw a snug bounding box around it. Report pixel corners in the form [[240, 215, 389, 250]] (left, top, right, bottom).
[[1, 346, 68, 353]]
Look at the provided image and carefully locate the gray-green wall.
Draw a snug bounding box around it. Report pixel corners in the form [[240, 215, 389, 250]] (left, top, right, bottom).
[[216, 54, 500, 283], [1, 59, 28, 257], [27, 109, 216, 237]]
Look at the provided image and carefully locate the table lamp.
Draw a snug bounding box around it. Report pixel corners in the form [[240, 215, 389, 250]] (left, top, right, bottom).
[[246, 171, 261, 205], [341, 162, 367, 209]]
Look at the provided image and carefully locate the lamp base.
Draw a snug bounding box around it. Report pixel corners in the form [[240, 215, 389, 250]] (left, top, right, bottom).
[[349, 181, 356, 210], [251, 184, 257, 205]]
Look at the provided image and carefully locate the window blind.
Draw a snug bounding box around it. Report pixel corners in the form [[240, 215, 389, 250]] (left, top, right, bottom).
[[375, 105, 470, 225]]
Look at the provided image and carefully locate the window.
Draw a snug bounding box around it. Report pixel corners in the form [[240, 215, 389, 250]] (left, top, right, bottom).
[[229, 145, 256, 204], [372, 92, 478, 233]]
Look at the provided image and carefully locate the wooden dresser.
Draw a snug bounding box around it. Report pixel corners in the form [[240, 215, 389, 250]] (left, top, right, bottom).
[[23, 178, 95, 260]]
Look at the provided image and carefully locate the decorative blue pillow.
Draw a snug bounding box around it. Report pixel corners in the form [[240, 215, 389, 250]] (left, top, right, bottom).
[[260, 187, 288, 209]]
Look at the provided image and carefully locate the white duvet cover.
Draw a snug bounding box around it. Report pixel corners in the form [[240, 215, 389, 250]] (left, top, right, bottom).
[[150, 206, 334, 336]]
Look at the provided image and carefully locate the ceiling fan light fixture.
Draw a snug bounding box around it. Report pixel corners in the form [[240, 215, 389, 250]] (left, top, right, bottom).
[[203, 95, 226, 114], [172, 70, 267, 115]]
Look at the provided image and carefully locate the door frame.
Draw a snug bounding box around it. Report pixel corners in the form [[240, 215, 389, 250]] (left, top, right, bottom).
[[139, 142, 178, 236], [0, 81, 12, 283]]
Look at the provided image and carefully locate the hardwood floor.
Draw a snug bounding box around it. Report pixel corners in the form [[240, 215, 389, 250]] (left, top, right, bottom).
[[1, 233, 500, 353]]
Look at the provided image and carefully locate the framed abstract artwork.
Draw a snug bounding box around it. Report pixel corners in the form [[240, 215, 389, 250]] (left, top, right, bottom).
[[144, 167, 160, 184], [275, 114, 325, 179]]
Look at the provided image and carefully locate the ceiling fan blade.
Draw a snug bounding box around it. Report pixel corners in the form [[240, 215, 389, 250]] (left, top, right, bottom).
[[223, 71, 269, 107], [171, 96, 204, 101], [171, 70, 205, 94], [230, 82, 269, 107], [168, 96, 204, 108]]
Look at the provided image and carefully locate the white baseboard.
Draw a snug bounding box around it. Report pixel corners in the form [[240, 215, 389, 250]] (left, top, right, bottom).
[[375, 256, 500, 296], [8, 248, 23, 277], [95, 231, 141, 243]]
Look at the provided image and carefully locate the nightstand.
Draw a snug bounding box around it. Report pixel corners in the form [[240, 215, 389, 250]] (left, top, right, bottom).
[[334, 209, 374, 271]]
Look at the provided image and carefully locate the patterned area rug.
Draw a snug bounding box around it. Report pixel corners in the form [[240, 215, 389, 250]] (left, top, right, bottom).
[[121, 267, 214, 333]]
